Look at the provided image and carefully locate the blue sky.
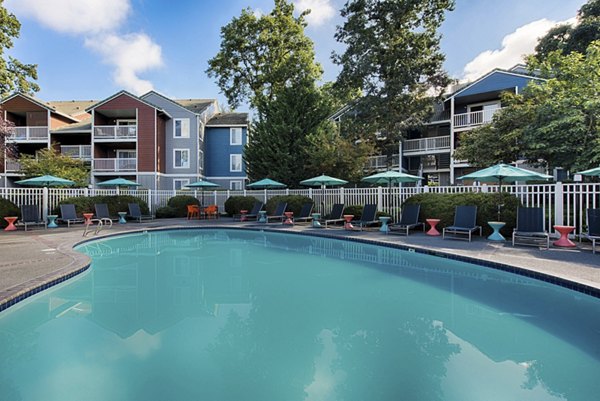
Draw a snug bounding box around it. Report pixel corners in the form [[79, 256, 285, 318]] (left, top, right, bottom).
[[5, 0, 587, 108]]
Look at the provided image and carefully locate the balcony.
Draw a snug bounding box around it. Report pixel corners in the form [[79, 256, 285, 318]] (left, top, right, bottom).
[[366, 155, 387, 170], [61, 145, 92, 161], [5, 160, 21, 173], [94, 125, 137, 141], [93, 158, 137, 172], [454, 108, 502, 128], [7, 126, 49, 142], [403, 135, 450, 155]]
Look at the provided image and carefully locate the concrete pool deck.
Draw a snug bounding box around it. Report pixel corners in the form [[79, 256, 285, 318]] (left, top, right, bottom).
[[1, 217, 599, 310]]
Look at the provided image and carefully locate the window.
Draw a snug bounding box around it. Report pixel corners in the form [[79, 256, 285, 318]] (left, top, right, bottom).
[[230, 180, 243, 190], [173, 178, 190, 191], [230, 127, 242, 145], [174, 149, 190, 168], [174, 118, 190, 138], [230, 154, 242, 172], [198, 149, 204, 172]]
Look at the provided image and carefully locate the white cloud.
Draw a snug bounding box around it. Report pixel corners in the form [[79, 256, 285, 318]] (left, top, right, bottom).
[[85, 33, 163, 94], [461, 17, 576, 82], [6, 0, 163, 94], [6, 0, 131, 35], [295, 0, 336, 26]]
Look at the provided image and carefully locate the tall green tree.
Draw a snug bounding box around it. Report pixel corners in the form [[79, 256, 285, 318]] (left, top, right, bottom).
[[19, 148, 89, 187], [0, 1, 39, 97], [333, 0, 454, 140]]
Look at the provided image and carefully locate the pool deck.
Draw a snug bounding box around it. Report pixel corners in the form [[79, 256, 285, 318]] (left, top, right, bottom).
[[1, 218, 599, 310]]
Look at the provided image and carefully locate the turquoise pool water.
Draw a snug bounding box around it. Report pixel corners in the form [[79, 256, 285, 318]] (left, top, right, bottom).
[[1, 229, 599, 400]]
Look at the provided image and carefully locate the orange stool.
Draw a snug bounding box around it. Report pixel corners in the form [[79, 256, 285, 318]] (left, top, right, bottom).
[[187, 205, 200, 219], [204, 205, 218, 219]]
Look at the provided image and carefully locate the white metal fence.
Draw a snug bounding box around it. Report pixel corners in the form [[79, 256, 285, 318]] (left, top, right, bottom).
[[1, 183, 599, 232]]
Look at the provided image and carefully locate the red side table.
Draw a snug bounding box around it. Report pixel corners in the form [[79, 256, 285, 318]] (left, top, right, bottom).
[[343, 215, 354, 230], [553, 225, 576, 247], [426, 218, 441, 236], [283, 211, 294, 225], [4, 216, 18, 231], [83, 213, 94, 225], [240, 210, 248, 222]]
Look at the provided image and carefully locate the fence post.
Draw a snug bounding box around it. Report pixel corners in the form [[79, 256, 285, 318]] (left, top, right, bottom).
[[377, 186, 383, 211], [148, 190, 153, 214], [340, 187, 345, 204], [214, 190, 217, 205], [42, 187, 48, 222], [84, 187, 89, 198], [308, 187, 313, 199], [423, 185, 429, 193], [554, 182, 563, 227], [264, 188, 268, 203]]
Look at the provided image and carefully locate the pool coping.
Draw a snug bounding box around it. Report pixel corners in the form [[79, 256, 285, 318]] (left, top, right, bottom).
[[1, 225, 599, 313]]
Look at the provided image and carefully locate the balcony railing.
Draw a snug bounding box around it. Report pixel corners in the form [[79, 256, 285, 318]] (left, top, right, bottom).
[[403, 135, 451, 154], [7, 126, 49, 141], [94, 125, 137, 140], [61, 145, 92, 160], [93, 158, 137, 172], [5, 160, 21, 172], [366, 155, 387, 170], [454, 108, 502, 128]]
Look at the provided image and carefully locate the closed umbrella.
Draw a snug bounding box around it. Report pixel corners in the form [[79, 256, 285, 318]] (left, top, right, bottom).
[[96, 178, 141, 187], [247, 178, 287, 189], [185, 180, 220, 206], [15, 175, 75, 187], [457, 163, 553, 190]]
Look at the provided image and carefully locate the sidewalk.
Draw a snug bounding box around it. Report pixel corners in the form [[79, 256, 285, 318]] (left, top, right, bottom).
[[1, 218, 599, 311]]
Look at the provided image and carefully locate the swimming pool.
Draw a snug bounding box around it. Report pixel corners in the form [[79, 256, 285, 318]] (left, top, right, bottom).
[[0, 229, 599, 400]]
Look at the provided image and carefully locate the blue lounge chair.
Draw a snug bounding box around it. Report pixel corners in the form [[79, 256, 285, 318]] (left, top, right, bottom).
[[389, 204, 424, 235], [292, 203, 314, 224], [512, 207, 549, 249], [94, 203, 115, 228], [20, 204, 46, 231], [59, 204, 85, 227], [581, 208, 600, 254], [128, 203, 154, 223], [352, 204, 378, 231], [235, 201, 264, 221], [266, 202, 287, 223], [443, 205, 482, 242], [324, 203, 345, 228]]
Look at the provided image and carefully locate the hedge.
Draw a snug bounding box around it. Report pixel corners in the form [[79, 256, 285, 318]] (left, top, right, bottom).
[[266, 195, 313, 216], [155, 206, 178, 218], [224, 196, 260, 216], [167, 195, 200, 217], [0, 198, 19, 228], [403, 192, 521, 236], [56, 195, 150, 217]]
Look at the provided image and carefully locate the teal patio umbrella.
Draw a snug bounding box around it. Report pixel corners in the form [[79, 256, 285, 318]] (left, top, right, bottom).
[[362, 170, 422, 187], [300, 174, 348, 189], [247, 178, 287, 189], [96, 178, 141, 187], [457, 163, 553, 190], [574, 166, 600, 177], [185, 179, 220, 206], [15, 175, 75, 187]]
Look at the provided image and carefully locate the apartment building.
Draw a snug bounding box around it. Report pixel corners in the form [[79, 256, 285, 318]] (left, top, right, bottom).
[[362, 65, 542, 185], [0, 91, 248, 190]]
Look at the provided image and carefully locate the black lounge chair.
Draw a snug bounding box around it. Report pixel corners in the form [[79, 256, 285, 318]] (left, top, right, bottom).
[[20, 204, 46, 231], [59, 204, 85, 227], [582, 208, 600, 254], [512, 207, 549, 249], [443, 205, 482, 242], [235, 201, 264, 221], [324, 203, 345, 228], [266, 202, 287, 223], [389, 204, 424, 235], [352, 203, 378, 231], [128, 203, 154, 223], [94, 203, 115, 228], [292, 203, 314, 224]]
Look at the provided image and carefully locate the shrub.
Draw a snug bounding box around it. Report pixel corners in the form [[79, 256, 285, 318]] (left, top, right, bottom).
[[224, 196, 260, 216], [56, 195, 150, 217], [0, 198, 19, 228], [404, 192, 520, 236], [155, 206, 178, 218], [167, 195, 200, 217], [266, 195, 312, 216]]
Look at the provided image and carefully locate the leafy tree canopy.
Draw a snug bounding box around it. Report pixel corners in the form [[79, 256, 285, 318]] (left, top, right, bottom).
[[19, 148, 90, 187], [333, 0, 454, 139], [0, 1, 39, 97]]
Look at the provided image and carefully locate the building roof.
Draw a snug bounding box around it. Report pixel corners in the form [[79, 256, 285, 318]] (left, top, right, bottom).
[[206, 112, 248, 126], [47, 100, 97, 118], [445, 67, 544, 100], [1, 92, 81, 122], [85, 90, 171, 118], [50, 118, 92, 133], [174, 99, 216, 114]]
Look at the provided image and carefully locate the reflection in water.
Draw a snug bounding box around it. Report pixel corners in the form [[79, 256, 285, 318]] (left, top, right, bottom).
[[0, 229, 599, 401]]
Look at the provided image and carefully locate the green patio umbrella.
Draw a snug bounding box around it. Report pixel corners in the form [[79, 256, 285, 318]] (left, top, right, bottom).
[[96, 178, 142, 187], [361, 170, 422, 187], [457, 163, 553, 190], [300, 174, 348, 189], [247, 178, 287, 189], [185, 179, 220, 206], [15, 175, 75, 187], [574, 166, 600, 176]]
